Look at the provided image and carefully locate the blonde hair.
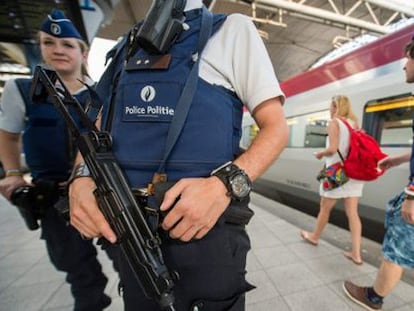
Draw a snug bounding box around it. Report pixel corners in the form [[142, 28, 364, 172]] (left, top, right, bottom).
[[331, 95, 358, 126], [77, 39, 90, 78]]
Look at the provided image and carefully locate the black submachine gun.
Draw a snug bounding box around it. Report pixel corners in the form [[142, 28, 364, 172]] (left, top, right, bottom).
[[31, 65, 177, 311]]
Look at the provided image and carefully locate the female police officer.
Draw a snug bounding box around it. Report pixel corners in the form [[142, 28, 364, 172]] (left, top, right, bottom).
[[0, 9, 113, 311], [68, 0, 289, 310]]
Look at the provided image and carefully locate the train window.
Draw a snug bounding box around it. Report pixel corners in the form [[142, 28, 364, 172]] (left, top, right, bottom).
[[287, 110, 330, 148], [363, 94, 414, 147], [241, 123, 260, 149], [240, 112, 259, 149]]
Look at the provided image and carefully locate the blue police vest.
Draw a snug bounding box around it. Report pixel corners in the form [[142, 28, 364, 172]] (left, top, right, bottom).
[[15, 78, 89, 181], [101, 9, 243, 187]]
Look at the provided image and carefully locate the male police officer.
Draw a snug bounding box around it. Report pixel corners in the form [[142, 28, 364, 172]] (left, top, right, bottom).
[[0, 10, 113, 311], [68, 1, 289, 310]]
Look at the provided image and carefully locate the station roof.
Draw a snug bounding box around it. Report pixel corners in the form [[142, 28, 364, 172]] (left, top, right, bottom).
[[0, 1, 86, 44], [0, 0, 85, 75], [97, 0, 414, 82], [1, 0, 414, 82]]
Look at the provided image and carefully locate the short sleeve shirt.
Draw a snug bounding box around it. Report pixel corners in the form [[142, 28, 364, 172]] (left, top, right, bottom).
[[200, 13, 285, 113]]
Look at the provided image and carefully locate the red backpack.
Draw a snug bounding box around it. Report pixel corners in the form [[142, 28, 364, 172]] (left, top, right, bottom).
[[338, 118, 388, 181]]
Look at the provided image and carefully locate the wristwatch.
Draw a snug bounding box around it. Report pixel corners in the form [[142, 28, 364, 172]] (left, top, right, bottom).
[[211, 161, 252, 201]]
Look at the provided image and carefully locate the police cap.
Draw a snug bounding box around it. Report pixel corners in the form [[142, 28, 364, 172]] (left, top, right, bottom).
[[40, 9, 83, 40]]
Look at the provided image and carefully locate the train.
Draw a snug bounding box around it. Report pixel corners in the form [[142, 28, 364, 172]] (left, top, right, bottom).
[[242, 23, 414, 243]]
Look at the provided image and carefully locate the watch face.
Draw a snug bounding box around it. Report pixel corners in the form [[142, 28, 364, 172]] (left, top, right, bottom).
[[230, 174, 251, 199]]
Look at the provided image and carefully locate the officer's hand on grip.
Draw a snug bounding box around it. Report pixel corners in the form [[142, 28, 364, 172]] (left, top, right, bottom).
[[0, 175, 27, 200], [160, 177, 231, 242], [69, 177, 117, 243]]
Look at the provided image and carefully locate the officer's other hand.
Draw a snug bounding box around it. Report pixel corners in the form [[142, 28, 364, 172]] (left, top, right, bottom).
[[69, 177, 117, 243], [402, 198, 414, 224], [0, 175, 27, 200], [160, 177, 231, 242]]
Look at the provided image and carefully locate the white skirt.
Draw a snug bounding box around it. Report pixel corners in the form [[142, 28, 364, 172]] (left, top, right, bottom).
[[319, 179, 364, 198]]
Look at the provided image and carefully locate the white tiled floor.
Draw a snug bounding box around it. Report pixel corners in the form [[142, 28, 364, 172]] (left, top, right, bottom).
[[0, 193, 413, 310]]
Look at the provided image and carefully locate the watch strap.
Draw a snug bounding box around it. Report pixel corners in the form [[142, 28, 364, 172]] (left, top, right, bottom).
[[5, 169, 24, 177], [405, 193, 414, 200], [211, 162, 233, 197], [211, 162, 251, 200], [210, 161, 233, 176], [67, 163, 91, 186]]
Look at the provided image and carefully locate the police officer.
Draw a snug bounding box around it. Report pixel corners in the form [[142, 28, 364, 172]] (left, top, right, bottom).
[[0, 9, 114, 311], [69, 0, 289, 310]]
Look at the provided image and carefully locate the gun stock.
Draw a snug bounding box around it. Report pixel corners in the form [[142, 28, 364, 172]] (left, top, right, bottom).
[[31, 65, 177, 310]]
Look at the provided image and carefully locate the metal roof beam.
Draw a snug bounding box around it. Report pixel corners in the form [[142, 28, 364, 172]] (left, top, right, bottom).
[[365, 2, 380, 25], [247, 0, 390, 34], [208, 0, 218, 10], [94, 0, 118, 26], [364, 0, 414, 17]]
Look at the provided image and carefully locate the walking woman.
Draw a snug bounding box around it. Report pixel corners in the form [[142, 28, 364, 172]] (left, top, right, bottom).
[[300, 95, 364, 265]]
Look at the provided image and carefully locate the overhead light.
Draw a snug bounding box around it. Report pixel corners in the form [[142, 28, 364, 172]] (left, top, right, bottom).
[[257, 29, 269, 40], [332, 35, 352, 48], [251, 16, 287, 28]]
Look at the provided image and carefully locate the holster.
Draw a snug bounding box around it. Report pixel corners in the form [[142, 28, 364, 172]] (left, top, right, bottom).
[[10, 179, 68, 231], [10, 186, 41, 231], [222, 199, 254, 226]]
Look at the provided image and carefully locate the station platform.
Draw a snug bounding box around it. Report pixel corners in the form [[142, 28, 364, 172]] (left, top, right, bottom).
[[1, 192, 414, 311]]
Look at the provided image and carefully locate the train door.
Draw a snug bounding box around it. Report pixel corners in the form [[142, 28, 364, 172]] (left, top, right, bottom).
[[360, 93, 414, 214], [363, 93, 414, 147]]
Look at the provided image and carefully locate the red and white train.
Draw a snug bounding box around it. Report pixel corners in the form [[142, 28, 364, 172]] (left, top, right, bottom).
[[242, 23, 414, 242]]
